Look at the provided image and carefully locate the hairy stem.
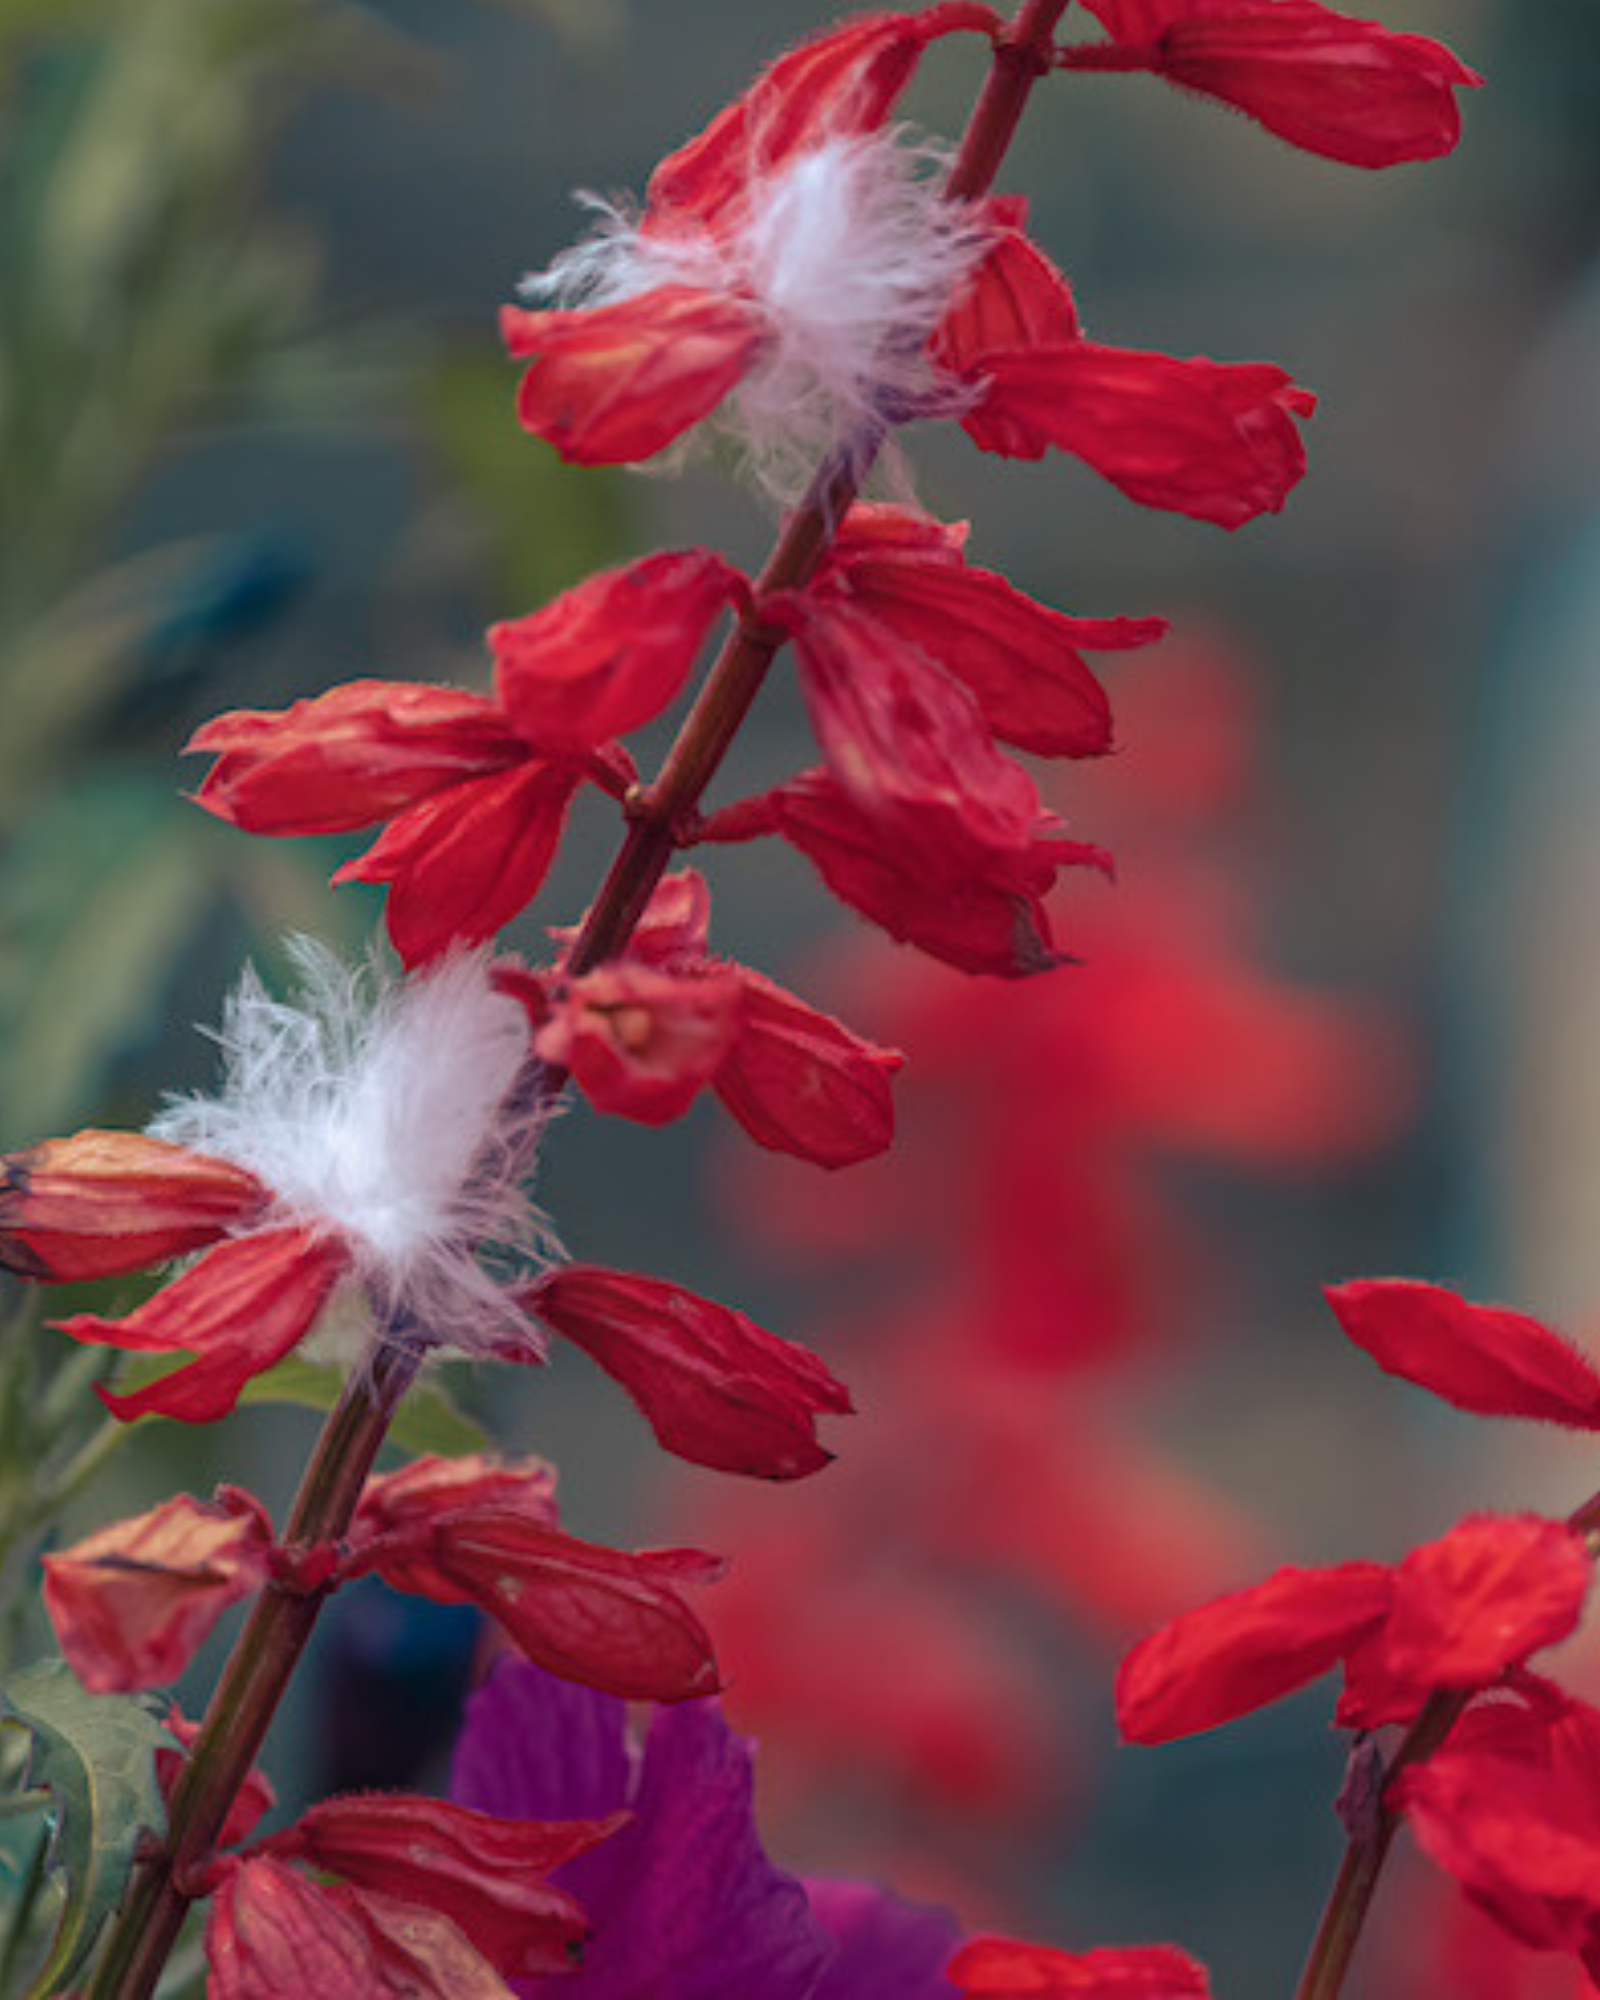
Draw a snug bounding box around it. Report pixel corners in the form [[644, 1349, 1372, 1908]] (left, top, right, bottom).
[[84, 8, 1072, 1992]]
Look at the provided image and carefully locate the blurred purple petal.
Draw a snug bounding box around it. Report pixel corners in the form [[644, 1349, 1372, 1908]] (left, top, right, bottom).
[[452, 1658, 829, 1997], [807, 1877, 961, 1997]]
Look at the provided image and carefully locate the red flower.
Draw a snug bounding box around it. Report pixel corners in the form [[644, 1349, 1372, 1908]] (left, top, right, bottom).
[[206, 1789, 621, 1998], [9, 948, 552, 1422], [43, 1488, 275, 1693], [708, 769, 1111, 978], [817, 503, 1165, 758], [345, 1455, 725, 1703], [190, 551, 741, 964], [1398, 1677, 1600, 1976], [934, 214, 1315, 527], [521, 870, 904, 1165], [0, 1130, 265, 1283], [1325, 1279, 1600, 1430], [1060, 0, 1482, 171], [1116, 1515, 1592, 1745], [503, 9, 1002, 489], [527, 1262, 852, 1479], [57, 1226, 348, 1425], [949, 1935, 1212, 1995]]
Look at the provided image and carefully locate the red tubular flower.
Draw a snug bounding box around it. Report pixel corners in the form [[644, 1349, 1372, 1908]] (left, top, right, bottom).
[[504, 286, 769, 465], [43, 1488, 274, 1693], [345, 1455, 724, 1702], [190, 550, 740, 964], [206, 1784, 618, 1999], [715, 769, 1110, 978], [187, 681, 527, 835], [262, 1794, 619, 1979], [1116, 1559, 1391, 1744], [525, 870, 903, 1165], [504, 9, 1002, 488], [0, 1130, 266, 1282], [949, 1935, 1213, 1995], [1063, 0, 1482, 171], [821, 504, 1165, 758], [1325, 1279, 1600, 1429], [1397, 1677, 1600, 1972], [960, 342, 1315, 528], [1338, 1517, 1594, 1730], [527, 1263, 852, 1479], [56, 1227, 348, 1426], [490, 548, 745, 749], [1118, 1515, 1593, 1744], [934, 217, 1315, 527], [645, 5, 1003, 227]]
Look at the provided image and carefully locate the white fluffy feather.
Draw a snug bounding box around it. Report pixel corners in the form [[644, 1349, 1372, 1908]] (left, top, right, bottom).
[[525, 130, 993, 499], [151, 943, 555, 1367]]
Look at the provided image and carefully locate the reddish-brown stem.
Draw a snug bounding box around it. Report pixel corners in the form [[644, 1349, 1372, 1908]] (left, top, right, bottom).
[[84, 1337, 422, 2000], [84, 10, 1073, 1993], [1295, 1494, 1600, 1999]]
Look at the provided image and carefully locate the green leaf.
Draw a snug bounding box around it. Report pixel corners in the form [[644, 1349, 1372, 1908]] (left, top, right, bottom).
[[237, 1356, 489, 1459], [1, 1659, 167, 1998]]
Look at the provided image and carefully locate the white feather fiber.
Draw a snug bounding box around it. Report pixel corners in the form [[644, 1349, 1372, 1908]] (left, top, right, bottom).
[[150, 943, 555, 1367], [526, 131, 994, 499]]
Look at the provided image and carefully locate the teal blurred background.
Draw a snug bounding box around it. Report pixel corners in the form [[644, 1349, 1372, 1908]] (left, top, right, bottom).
[[4, 1, 1600, 1992]]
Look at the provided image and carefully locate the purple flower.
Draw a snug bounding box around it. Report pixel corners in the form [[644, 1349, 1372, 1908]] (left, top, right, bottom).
[[451, 1656, 960, 1997]]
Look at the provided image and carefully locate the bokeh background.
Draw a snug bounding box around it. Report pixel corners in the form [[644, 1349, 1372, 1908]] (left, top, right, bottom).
[[3, 1, 1600, 1992]]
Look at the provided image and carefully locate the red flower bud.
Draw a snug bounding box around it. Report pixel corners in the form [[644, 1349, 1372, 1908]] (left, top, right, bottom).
[[529, 1263, 852, 1478], [0, 1130, 265, 1282], [43, 1488, 274, 1692]]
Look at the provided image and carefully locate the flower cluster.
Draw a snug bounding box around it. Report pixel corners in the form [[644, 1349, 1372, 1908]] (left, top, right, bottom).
[[0, 0, 1483, 1993], [1116, 1280, 1600, 1983]]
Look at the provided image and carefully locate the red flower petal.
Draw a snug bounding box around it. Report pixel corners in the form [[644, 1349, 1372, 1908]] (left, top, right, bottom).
[[349, 1483, 723, 1702], [328, 1888, 522, 2000], [1382, 1515, 1592, 1692], [491, 549, 743, 751], [59, 1227, 346, 1424], [829, 509, 1163, 757], [187, 681, 525, 835], [529, 1262, 852, 1479], [335, 760, 584, 966], [757, 768, 1106, 977], [780, 589, 1044, 849], [1399, 1686, 1600, 1957], [932, 219, 1082, 374], [1116, 1560, 1392, 1744], [502, 286, 767, 465], [0, 1130, 265, 1282], [266, 1795, 614, 1979], [1326, 1279, 1600, 1429], [964, 342, 1314, 527], [950, 1935, 1212, 1996], [1071, 0, 1481, 170], [716, 966, 902, 1167], [646, 6, 1002, 228], [43, 1489, 274, 1692], [207, 1858, 393, 2000], [351, 1454, 559, 1601], [534, 962, 744, 1125]]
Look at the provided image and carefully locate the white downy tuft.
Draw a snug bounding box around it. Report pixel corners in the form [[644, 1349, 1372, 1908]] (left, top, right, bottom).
[[151, 942, 555, 1368], [525, 129, 994, 500]]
